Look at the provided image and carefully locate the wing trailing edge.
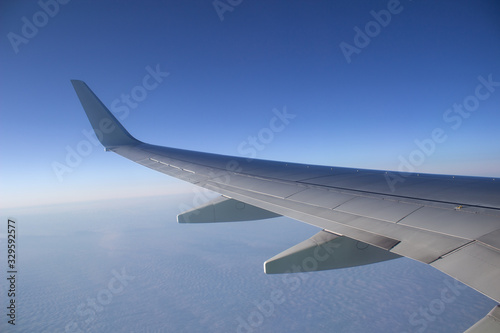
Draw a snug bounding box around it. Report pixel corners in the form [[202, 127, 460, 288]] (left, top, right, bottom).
[[464, 305, 500, 333]]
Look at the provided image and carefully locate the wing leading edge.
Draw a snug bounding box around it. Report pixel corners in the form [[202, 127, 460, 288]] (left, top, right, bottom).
[[72, 80, 500, 329]]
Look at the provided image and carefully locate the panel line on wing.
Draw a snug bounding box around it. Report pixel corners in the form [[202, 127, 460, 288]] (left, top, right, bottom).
[[296, 180, 500, 211], [427, 240, 476, 264]]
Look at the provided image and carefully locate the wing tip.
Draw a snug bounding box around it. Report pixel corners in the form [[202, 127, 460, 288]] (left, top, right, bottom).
[[71, 80, 141, 148]]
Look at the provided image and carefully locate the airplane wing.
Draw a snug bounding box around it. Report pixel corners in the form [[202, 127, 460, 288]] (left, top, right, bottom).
[[71, 80, 500, 331]]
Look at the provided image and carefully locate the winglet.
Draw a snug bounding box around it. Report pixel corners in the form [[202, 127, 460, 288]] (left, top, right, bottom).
[[71, 80, 141, 148]]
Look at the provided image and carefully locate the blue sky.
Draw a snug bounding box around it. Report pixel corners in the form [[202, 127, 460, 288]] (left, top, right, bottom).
[[1, 0, 499, 208]]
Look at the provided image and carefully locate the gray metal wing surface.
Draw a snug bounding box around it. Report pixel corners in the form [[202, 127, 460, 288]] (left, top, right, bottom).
[[72, 80, 500, 331]]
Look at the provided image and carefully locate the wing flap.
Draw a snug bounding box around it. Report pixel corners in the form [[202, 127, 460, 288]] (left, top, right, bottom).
[[431, 241, 500, 302], [203, 178, 473, 261], [264, 230, 401, 274], [398, 206, 500, 239], [177, 196, 280, 223]]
